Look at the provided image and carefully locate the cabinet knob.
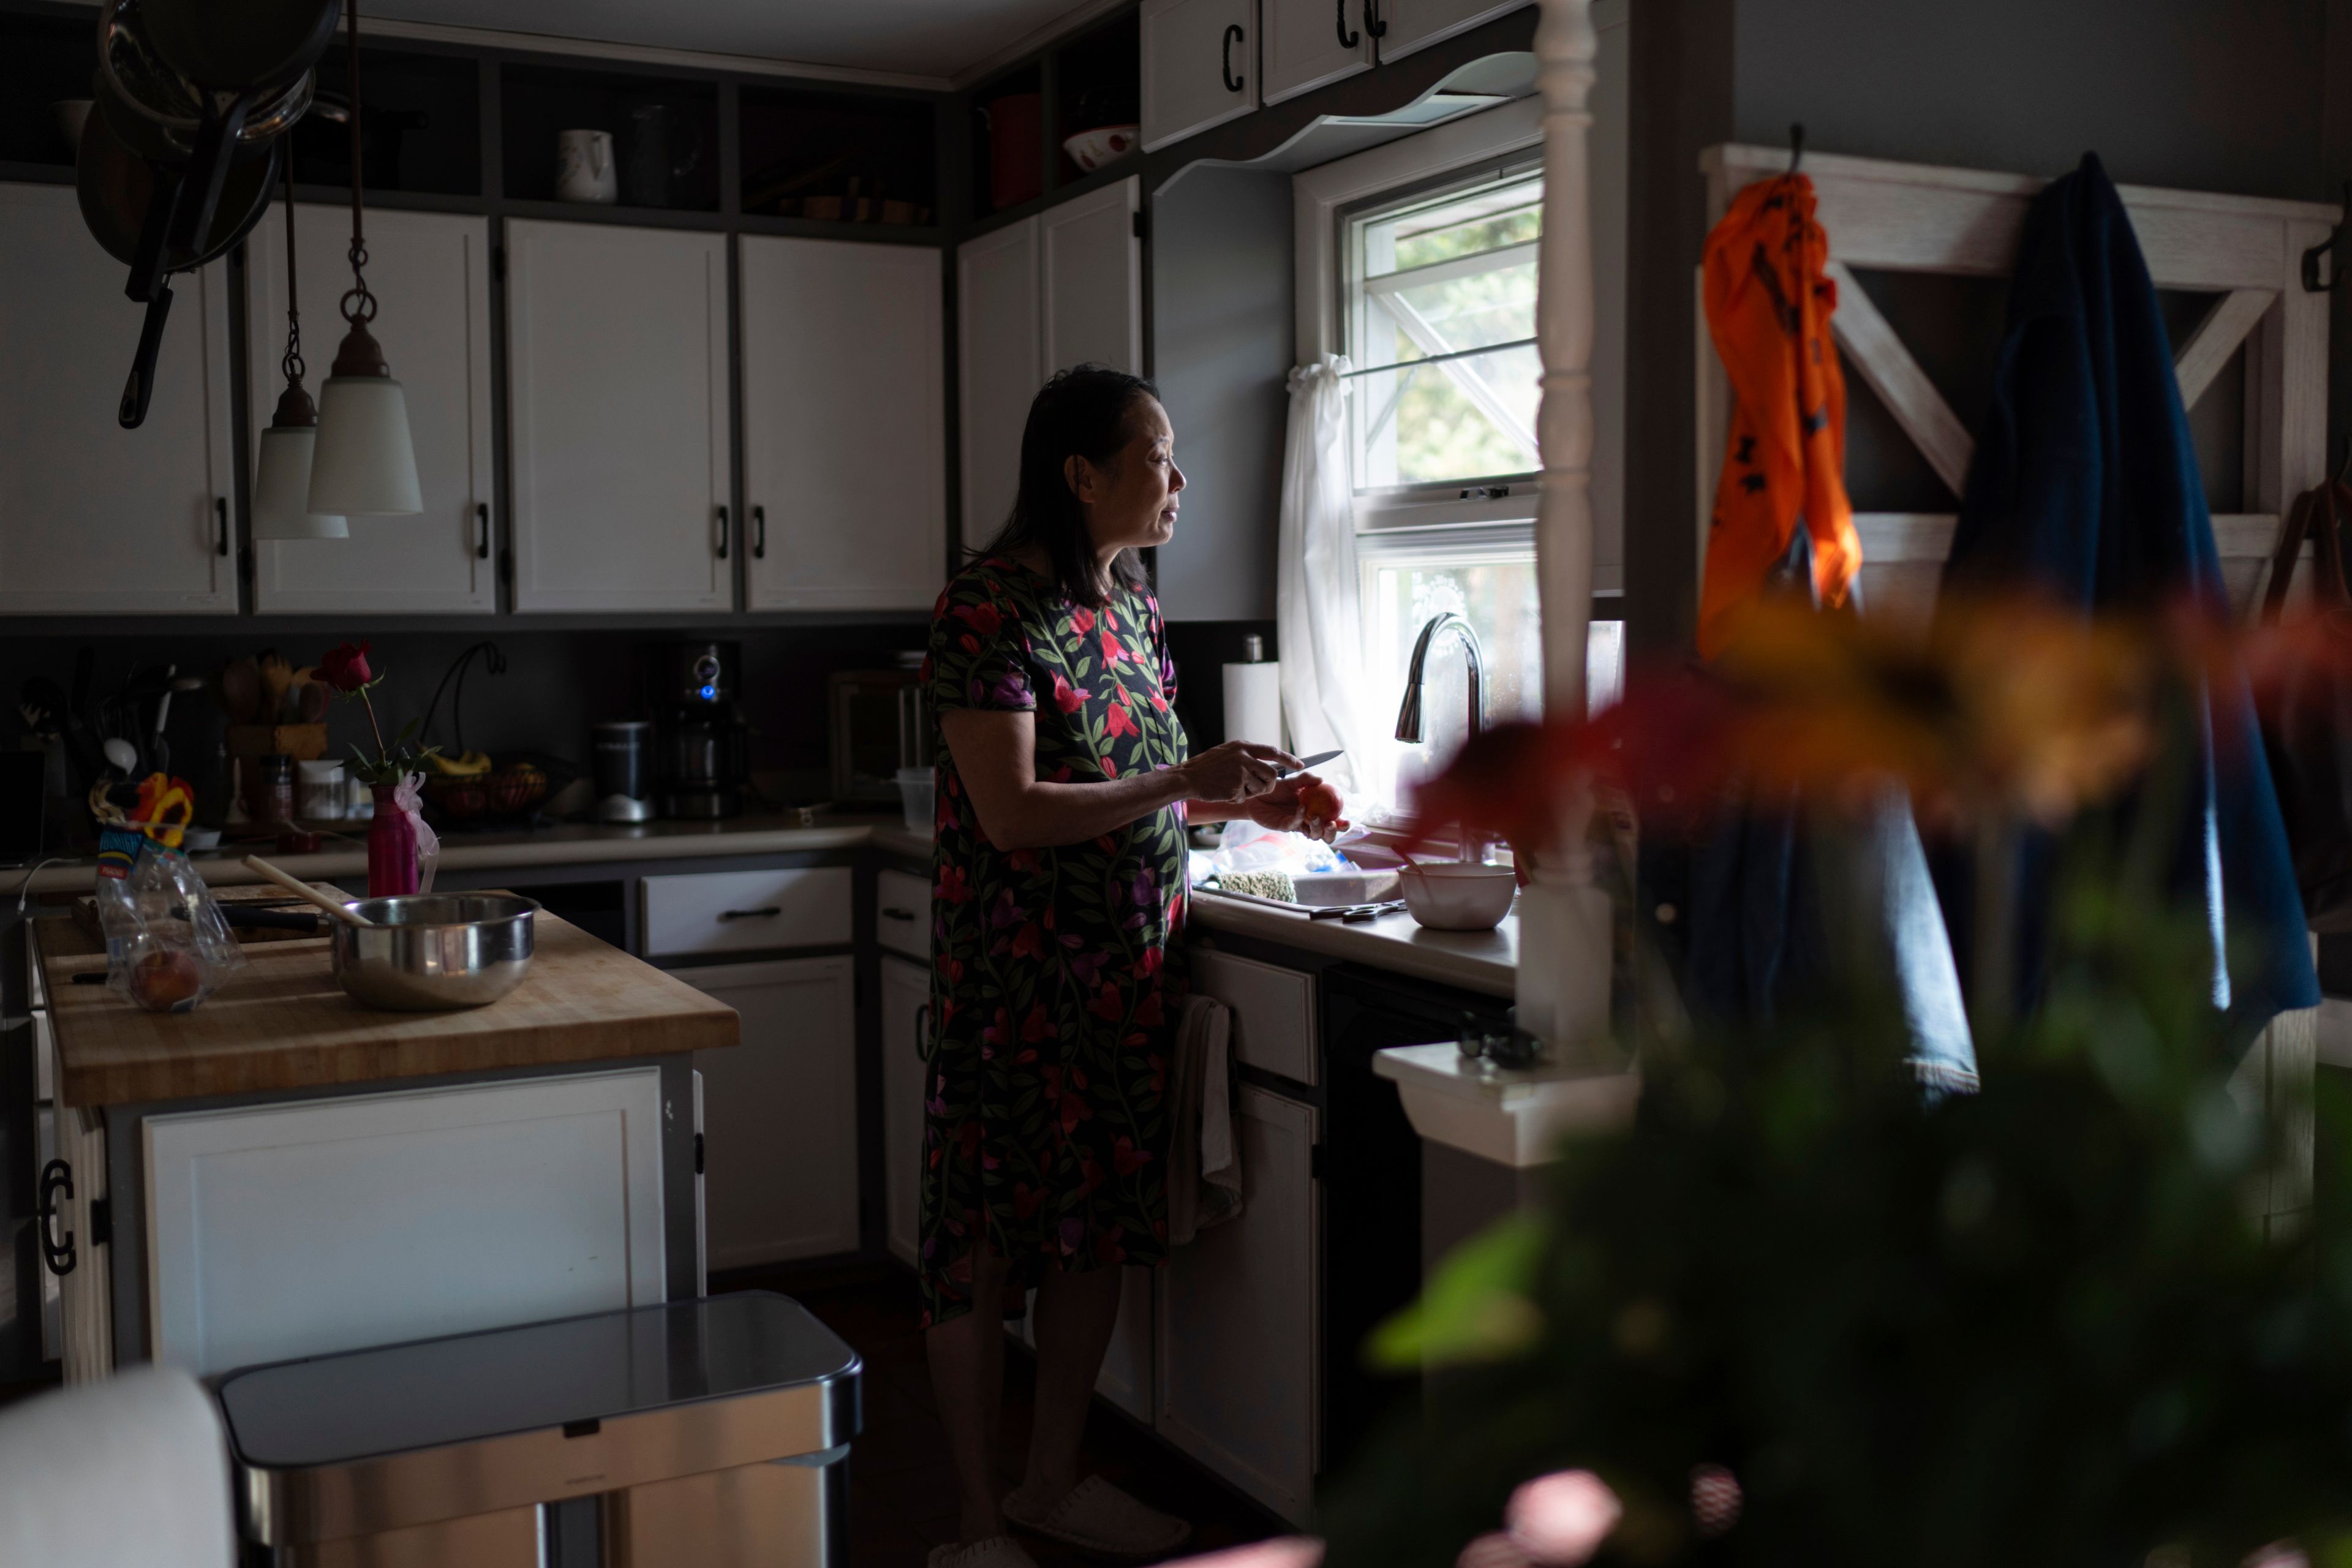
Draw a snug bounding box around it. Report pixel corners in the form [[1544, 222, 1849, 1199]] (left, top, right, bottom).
[[1221, 23, 1245, 92], [37, 1159, 74, 1277], [881, 907, 916, 921]]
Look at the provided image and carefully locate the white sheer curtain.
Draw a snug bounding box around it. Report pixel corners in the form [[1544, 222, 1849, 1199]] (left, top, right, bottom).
[[1275, 355, 1388, 804]]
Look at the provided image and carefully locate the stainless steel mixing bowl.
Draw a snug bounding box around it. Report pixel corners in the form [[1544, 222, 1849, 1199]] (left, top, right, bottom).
[[330, 894, 540, 1011]]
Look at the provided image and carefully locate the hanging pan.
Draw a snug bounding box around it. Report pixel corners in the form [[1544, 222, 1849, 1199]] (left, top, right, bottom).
[[95, 0, 315, 160], [138, 0, 341, 95]]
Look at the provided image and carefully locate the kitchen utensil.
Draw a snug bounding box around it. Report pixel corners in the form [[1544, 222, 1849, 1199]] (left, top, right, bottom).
[[293, 671, 328, 724], [1061, 123, 1138, 172], [331, 892, 538, 1010], [1397, 863, 1518, 931], [257, 651, 293, 722], [555, 129, 616, 203], [94, 0, 317, 159], [217, 657, 262, 723], [54, 99, 94, 152], [101, 737, 140, 775], [622, 101, 702, 208], [240, 853, 371, 924], [1276, 748, 1344, 779], [1308, 899, 1409, 922]]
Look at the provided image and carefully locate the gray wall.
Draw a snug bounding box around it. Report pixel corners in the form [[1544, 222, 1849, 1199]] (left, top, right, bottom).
[[1150, 164, 1295, 623]]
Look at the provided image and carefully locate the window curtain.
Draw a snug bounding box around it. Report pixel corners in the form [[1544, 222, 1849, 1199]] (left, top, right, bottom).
[[1276, 355, 1385, 803]]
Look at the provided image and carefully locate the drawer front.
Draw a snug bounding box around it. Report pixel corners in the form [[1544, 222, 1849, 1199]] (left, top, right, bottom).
[[643, 867, 853, 957], [876, 868, 931, 960], [1189, 948, 1317, 1085]]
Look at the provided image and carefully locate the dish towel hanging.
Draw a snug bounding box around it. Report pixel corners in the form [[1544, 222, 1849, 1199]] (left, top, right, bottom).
[[1937, 152, 2317, 1033], [1167, 993, 1243, 1245], [1276, 355, 1384, 801]]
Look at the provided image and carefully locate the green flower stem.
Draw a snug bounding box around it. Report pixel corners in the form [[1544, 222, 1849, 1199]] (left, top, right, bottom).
[[359, 687, 391, 777]]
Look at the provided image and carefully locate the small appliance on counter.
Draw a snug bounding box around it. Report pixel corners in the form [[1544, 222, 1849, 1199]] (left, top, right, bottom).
[[647, 642, 748, 820], [591, 720, 656, 823], [829, 652, 929, 808]]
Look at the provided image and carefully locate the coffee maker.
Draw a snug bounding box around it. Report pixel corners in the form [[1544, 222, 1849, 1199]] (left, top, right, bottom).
[[646, 641, 748, 819]]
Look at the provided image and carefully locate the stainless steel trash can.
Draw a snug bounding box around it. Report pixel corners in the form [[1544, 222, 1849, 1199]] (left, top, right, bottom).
[[216, 1292, 860, 1567]]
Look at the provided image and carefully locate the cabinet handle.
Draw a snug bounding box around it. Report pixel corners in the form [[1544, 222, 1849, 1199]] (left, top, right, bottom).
[[214, 496, 230, 556], [752, 504, 767, 560], [715, 504, 730, 560], [717, 906, 780, 920], [37, 1159, 74, 1278], [1337, 0, 1359, 48], [915, 1001, 930, 1063], [1365, 0, 1385, 39], [1221, 23, 1245, 92], [475, 502, 491, 559], [881, 907, 916, 922]]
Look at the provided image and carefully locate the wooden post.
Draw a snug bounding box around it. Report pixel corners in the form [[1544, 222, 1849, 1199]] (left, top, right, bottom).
[[1534, 0, 1598, 720]]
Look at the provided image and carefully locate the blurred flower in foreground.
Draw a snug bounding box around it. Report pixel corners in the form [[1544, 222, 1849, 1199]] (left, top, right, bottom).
[[1505, 1470, 1623, 1566], [1164, 1540, 1325, 1568]]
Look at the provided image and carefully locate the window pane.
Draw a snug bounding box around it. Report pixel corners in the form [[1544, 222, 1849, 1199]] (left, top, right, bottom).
[[1363, 554, 1542, 801], [1354, 343, 1540, 486]]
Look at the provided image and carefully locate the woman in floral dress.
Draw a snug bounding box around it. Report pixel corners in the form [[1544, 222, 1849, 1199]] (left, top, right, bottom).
[[922, 366, 1341, 1568]]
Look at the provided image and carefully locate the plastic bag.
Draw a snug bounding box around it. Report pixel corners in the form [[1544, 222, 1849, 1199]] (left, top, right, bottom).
[[97, 843, 244, 1013]]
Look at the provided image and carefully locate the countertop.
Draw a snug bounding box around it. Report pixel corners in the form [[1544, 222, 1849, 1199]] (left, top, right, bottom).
[[1187, 889, 1518, 1000], [38, 909, 739, 1109]]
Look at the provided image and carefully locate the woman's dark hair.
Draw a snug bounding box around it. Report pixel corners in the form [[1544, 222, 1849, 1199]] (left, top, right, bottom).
[[976, 363, 1159, 608]]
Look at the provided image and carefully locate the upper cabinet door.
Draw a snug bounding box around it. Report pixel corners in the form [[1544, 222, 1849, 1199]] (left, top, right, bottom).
[[1264, 0, 1374, 105], [956, 216, 1041, 552], [741, 236, 945, 611], [1141, 0, 1259, 152], [1371, 0, 1526, 62], [1042, 176, 1142, 377], [246, 205, 493, 614], [0, 184, 233, 614], [507, 221, 731, 612]]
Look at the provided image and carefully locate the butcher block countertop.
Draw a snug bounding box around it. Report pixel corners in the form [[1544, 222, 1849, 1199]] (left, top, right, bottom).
[[37, 905, 739, 1110]]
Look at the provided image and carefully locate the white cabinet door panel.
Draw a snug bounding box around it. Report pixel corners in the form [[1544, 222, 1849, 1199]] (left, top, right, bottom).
[[1141, 0, 1259, 151], [679, 957, 859, 1269], [144, 1068, 666, 1376], [1041, 177, 1142, 377], [1189, 948, 1319, 1085], [1373, 0, 1526, 62], [1156, 1084, 1319, 1524], [0, 183, 234, 613], [247, 205, 493, 612], [508, 220, 730, 611], [741, 236, 945, 609], [1264, 0, 1375, 104], [956, 217, 1040, 550], [876, 868, 931, 960], [880, 955, 930, 1269], [641, 867, 854, 958]]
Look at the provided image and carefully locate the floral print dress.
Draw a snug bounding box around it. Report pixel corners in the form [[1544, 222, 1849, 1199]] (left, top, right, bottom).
[[919, 557, 1190, 1325]]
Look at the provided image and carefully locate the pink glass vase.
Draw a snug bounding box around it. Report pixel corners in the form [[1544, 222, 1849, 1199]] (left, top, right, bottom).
[[367, 783, 420, 897]]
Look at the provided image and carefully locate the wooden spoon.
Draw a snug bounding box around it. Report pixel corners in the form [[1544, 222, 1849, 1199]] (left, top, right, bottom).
[[239, 855, 372, 926], [216, 657, 262, 725]]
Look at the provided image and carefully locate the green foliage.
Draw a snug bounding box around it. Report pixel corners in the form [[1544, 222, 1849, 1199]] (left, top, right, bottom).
[[1322, 880, 2352, 1567]]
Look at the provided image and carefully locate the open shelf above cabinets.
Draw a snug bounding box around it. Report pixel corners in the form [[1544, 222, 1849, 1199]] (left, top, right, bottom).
[[288, 45, 482, 198], [0, 10, 97, 172], [739, 87, 936, 230], [500, 62, 720, 214]]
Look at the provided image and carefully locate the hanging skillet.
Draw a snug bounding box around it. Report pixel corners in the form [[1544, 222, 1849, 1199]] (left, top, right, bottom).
[[95, 0, 314, 162]]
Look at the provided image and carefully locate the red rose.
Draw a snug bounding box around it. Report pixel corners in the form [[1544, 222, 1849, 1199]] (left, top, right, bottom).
[[319, 641, 373, 692]]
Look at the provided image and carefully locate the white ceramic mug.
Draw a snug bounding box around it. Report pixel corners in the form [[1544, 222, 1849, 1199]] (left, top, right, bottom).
[[556, 129, 617, 204]]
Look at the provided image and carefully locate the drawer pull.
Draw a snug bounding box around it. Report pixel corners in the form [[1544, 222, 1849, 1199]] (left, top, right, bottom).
[[881, 907, 917, 921], [717, 906, 781, 920], [37, 1159, 74, 1277]]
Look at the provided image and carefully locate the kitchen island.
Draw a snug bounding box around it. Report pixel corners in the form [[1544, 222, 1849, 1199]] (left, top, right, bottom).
[[33, 901, 734, 1385]]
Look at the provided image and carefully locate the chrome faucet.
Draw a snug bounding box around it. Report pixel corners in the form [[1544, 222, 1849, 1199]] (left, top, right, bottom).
[[1394, 611, 1486, 746]]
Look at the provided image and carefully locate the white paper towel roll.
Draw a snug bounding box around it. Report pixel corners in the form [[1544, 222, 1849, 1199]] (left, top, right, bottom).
[[1223, 660, 1283, 748]]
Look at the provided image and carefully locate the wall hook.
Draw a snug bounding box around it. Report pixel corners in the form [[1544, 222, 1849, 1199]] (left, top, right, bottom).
[[1786, 123, 1805, 178], [2302, 180, 2349, 292]]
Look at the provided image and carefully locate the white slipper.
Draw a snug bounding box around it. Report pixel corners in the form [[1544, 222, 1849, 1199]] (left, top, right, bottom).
[[929, 1535, 1042, 1568], [1004, 1475, 1194, 1559]]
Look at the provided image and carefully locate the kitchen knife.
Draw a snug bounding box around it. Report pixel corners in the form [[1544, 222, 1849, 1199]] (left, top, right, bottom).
[[1276, 748, 1344, 778]]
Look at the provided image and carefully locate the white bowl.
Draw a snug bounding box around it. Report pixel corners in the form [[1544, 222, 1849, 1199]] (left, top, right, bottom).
[[1063, 123, 1139, 172], [1398, 864, 1518, 930]]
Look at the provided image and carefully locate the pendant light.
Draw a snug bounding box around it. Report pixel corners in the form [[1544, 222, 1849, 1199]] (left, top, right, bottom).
[[308, 0, 421, 518], [252, 156, 349, 540]]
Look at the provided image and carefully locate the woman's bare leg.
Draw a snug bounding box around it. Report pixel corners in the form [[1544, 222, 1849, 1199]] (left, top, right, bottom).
[[927, 1246, 1013, 1544], [1017, 1264, 1125, 1504]]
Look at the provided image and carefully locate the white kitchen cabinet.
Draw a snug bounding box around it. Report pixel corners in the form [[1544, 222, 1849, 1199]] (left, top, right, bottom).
[[880, 954, 930, 1268], [143, 1068, 668, 1376], [507, 219, 731, 612], [0, 183, 234, 614], [1141, 0, 1259, 151], [245, 205, 493, 612], [1156, 1083, 1319, 1525], [741, 236, 946, 609], [640, 866, 854, 959], [1190, 948, 1319, 1085], [679, 957, 860, 1270], [1041, 177, 1143, 379], [957, 179, 1143, 551], [957, 217, 1041, 551], [1373, 0, 1526, 62], [1264, 0, 1375, 104], [876, 868, 932, 960]]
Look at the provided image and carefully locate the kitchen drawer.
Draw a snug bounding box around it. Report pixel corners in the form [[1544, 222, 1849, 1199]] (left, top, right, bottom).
[[642, 867, 853, 957], [1189, 949, 1318, 1085], [876, 869, 930, 960]]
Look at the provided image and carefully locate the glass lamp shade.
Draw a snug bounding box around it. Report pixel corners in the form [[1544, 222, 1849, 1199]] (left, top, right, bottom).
[[251, 424, 350, 540], [309, 374, 423, 517]]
